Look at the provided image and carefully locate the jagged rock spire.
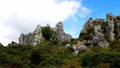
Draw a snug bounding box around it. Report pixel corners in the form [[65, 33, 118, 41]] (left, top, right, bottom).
[[19, 25, 43, 45], [106, 13, 115, 41], [19, 22, 72, 45], [53, 22, 72, 44]]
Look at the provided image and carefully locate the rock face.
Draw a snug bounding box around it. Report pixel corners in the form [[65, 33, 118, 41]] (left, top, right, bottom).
[[80, 13, 120, 48], [19, 25, 44, 45], [19, 22, 72, 45], [114, 16, 120, 36], [81, 18, 94, 33], [53, 22, 72, 44], [92, 19, 109, 48], [106, 13, 115, 41], [33, 25, 43, 45]]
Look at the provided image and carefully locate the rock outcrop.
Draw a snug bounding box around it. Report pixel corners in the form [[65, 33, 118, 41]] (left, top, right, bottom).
[[72, 41, 87, 56], [80, 13, 120, 48], [52, 22, 72, 44], [19, 25, 44, 45], [106, 13, 115, 41], [19, 22, 72, 45], [114, 16, 120, 36]]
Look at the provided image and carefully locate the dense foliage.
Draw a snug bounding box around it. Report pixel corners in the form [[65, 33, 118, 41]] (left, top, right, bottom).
[[42, 25, 54, 41], [0, 41, 120, 68], [80, 50, 120, 68]]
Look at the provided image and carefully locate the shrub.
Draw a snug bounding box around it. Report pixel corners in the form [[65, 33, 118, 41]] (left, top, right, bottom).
[[79, 28, 94, 40], [80, 50, 120, 68], [42, 26, 54, 41], [30, 50, 42, 65]]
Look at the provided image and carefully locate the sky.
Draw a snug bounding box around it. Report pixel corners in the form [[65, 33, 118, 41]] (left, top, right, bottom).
[[0, 0, 120, 45]]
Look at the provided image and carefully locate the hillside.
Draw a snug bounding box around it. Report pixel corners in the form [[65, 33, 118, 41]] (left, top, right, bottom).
[[0, 13, 120, 68]]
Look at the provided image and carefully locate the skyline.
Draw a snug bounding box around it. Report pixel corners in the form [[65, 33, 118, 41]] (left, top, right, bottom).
[[0, 0, 120, 45]]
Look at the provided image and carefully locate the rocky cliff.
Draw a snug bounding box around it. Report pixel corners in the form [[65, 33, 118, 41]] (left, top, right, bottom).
[[52, 22, 72, 44], [19, 22, 72, 45], [19, 25, 44, 45], [79, 13, 120, 48]]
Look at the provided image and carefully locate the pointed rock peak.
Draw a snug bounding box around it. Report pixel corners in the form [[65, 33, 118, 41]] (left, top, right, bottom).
[[56, 22, 63, 27], [34, 24, 42, 31], [36, 24, 41, 28], [106, 13, 113, 17]]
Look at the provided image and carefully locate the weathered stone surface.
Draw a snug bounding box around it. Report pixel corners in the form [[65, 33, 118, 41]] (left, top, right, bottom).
[[98, 40, 109, 48], [72, 41, 87, 56], [33, 25, 43, 45], [92, 21, 109, 48], [114, 16, 120, 36], [19, 25, 43, 45], [53, 22, 72, 44], [80, 13, 114, 48], [116, 20, 120, 35], [65, 44, 71, 48], [19, 33, 27, 45], [83, 40, 92, 46], [106, 13, 115, 41], [79, 45, 87, 52], [19, 22, 72, 45], [81, 18, 94, 33]]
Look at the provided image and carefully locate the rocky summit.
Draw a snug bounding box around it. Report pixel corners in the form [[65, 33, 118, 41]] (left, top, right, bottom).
[[52, 22, 72, 44], [19, 25, 44, 45], [79, 13, 120, 48], [19, 22, 72, 45]]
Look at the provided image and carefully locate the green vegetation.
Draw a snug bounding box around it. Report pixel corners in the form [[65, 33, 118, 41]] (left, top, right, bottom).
[[0, 41, 120, 68], [42, 25, 54, 41], [79, 27, 94, 40], [80, 50, 120, 68], [0, 41, 79, 68]]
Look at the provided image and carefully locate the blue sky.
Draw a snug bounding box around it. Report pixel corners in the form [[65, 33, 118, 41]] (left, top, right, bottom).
[[64, 0, 120, 38], [0, 0, 120, 45]]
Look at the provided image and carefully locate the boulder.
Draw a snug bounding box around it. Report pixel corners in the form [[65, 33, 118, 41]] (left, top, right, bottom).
[[83, 40, 92, 46], [72, 41, 87, 56], [65, 44, 71, 48], [79, 45, 87, 52], [98, 40, 109, 48]]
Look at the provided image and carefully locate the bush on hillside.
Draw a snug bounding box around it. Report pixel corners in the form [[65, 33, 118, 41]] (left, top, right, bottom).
[[80, 50, 120, 68], [42, 26, 54, 41]]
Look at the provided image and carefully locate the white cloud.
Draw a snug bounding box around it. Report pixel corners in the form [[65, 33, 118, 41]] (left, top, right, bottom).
[[79, 6, 91, 18], [0, 0, 91, 45], [0, 22, 19, 46]]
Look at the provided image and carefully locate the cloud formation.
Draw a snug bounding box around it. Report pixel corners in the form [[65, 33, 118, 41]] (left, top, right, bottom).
[[0, 0, 91, 45]]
